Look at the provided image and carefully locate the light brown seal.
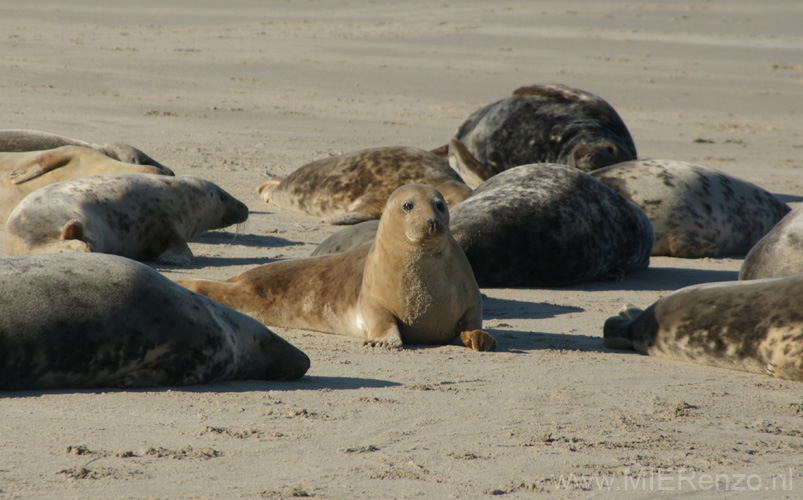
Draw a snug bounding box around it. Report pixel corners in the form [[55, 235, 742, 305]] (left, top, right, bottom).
[[740, 204, 803, 280], [445, 84, 637, 188], [257, 146, 471, 225], [0, 253, 309, 390], [590, 159, 790, 258], [603, 276, 803, 382], [5, 174, 248, 265], [0, 146, 174, 229], [0, 129, 170, 170], [178, 184, 497, 351]]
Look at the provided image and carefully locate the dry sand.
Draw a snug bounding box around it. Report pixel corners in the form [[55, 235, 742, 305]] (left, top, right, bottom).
[[1, 1, 802, 498]]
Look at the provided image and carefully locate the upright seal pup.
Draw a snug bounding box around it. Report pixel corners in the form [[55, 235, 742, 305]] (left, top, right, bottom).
[[5, 174, 248, 265], [444, 84, 637, 187], [258, 146, 471, 225], [740, 205, 803, 280], [0, 253, 310, 390], [0, 129, 170, 171], [591, 159, 790, 258], [603, 276, 803, 382], [0, 146, 174, 229], [178, 184, 497, 351]]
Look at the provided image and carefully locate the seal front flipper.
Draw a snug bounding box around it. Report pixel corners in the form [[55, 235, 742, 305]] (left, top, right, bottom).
[[256, 176, 285, 203], [9, 147, 74, 184], [666, 230, 718, 258], [156, 240, 194, 266], [360, 306, 403, 349], [460, 330, 497, 352]]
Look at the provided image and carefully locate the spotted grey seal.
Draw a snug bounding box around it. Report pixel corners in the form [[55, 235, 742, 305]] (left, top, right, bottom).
[[740, 205, 803, 280]]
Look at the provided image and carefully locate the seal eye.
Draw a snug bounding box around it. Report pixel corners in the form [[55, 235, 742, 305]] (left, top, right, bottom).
[[435, 201, 446, 212], [402, 202, 414, 212]]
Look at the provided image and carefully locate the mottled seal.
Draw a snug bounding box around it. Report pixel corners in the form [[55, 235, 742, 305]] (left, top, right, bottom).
[[0, 129, 170, 171], [590, 159, 790, 258], [0, 146, 174, 229], [0, 253, 310, 390], [740, 205, 803, 280], [5, 174, 248, 265], [178, 184, 497, 351], [312, 165, 654, 287], [258, 146, 471, 225], [445, 84, 637, 188], [603, 276, 803, 382]]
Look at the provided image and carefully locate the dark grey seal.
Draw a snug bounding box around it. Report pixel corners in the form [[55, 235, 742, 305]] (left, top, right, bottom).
[[445, 84, 637, 187], [0, 253, 310, 390]]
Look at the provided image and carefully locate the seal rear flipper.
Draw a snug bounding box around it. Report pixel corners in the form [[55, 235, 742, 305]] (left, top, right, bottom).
[[429, 143, 449, 159], [602, 304, 641, 350], [666, 230, 718, 258], [448, 138, 496, 188], [9, 147, 75, 184], [460, 330, 497, 352], [257, 177, 285, 203]]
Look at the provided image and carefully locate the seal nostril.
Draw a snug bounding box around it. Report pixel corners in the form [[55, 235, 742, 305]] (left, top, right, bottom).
[[427, 219, 439, 231]]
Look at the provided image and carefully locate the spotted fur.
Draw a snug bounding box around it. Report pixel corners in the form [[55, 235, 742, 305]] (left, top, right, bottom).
[[591, 159, 790, 258], [447, 84, 636, 187], [604, 276, 803, 381], [0, 253, 309, 390], [740, 205, 803, 280], [258, 146, 471, 225], [5, 174, 248, 265]]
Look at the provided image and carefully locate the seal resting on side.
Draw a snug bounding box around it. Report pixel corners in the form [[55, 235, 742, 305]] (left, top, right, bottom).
[[0, 146, 174, 228], [444, 84, 637, 187], [0, 129, 170, 170], [178, 184, 497, 351], [257, 146, 471, 225], [311, 165, 654, 287], [0, 253, 310, 390], [740, 205, 803, 280], [603, 276, 803, 382], [5, 174, 248, 265], [590, 159, 790, 258]]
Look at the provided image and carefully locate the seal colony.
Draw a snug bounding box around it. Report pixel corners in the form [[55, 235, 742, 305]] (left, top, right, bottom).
[[258, 146, 471, 225], [0, 146, 175, 228], [5, 173, 249, 265], [0, 253, 310, 390], [740, 205, 803, 280], [603, 276, 803, 382], [444, 84, 637, 188], [590, 159, 790, 258], [178, 184, 497, 351]]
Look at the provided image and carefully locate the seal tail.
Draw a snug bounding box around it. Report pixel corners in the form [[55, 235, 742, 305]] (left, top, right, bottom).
[[257, 176, 284, 203], [448, 138, 497, 188], [602, 303, 641, 350]]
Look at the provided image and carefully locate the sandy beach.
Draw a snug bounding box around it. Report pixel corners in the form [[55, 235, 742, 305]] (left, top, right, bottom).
[[1, 1, 802, 498]]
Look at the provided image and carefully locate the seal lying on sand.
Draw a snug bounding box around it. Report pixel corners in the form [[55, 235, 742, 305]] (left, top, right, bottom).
[[0, 129, 170, 170], [445, 84, 637, 187], [0, 253, 309, 390], [604, 276, 803, 382], [178, 184, 497, 351], [5, 174, 248, 265], [258, 146, 471, 225], [740, 205, 803, 280], [590, 159, 790, 258], [312, 165, 654, 287], [0, 146, 174, 228]]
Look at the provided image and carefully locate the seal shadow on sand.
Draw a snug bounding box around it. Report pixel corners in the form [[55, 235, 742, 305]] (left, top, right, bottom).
[[549, 266, 739, 292], [0, 376, 401, 398], [489, 329, 609, 354], [775, 193, 803, 204], [192, 230, 297, 248]]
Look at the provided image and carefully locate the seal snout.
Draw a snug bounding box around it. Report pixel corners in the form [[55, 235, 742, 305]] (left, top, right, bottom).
[[427, 217, 442, 233]]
